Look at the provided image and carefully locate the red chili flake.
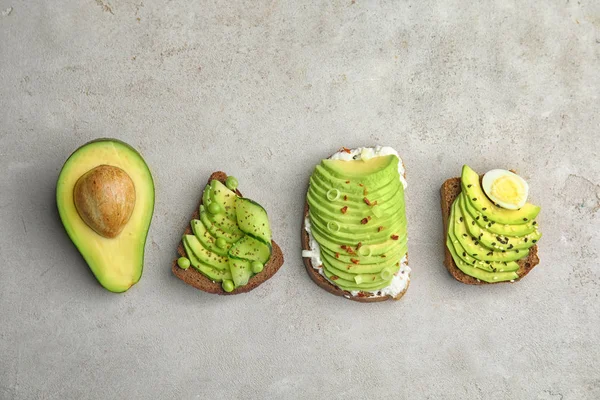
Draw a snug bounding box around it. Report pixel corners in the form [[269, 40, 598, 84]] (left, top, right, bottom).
[[378, 226, 384, 232], [367, 216, 372, 221], [358, 183, 364, 187], [381, 254, 387, 258], [361, 218, 369, 224], [363, 187, 368, 196], [351, 258, 360, 264], [331, 275, 339, 280], [345, 180, 350, 184], [335, 252, 340, 259], [343, 195, 348, 201], [391, 234, 399, 240], [341, 206, 348, 214], [357, 292, 366, 297], [341, 147, 351, 154], [363, 197, 372, 206], [356, 242, 362, 250], [340, 245, 347, 250]]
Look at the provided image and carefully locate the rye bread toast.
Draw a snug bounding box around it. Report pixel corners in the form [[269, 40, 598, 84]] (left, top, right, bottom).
[[440, 176, 539, 285], [172, 171, 284, 294], [301, 155, 409, 303]]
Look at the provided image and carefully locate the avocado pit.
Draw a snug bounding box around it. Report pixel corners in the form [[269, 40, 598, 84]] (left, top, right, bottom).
[[73, 164, 136, 238]]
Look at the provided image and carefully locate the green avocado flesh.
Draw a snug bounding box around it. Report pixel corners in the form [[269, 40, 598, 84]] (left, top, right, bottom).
[[446, 165, 541, 282], [307, 154, 408, 292], [181, 178, 273, 291], [461, 165, 540, 225], [56, 139, 155, 293]]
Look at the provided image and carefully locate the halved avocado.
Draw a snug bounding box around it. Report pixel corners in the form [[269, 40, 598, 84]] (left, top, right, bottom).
[[56, 139, 155, 293]]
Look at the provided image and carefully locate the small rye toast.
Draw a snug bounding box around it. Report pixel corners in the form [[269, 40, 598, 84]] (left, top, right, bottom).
[[440, 176, 539, 285], [172, 171, 284, 294]]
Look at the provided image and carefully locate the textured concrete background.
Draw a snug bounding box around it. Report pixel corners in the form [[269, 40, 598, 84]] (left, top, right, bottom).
[[1, 0, 599, 399]]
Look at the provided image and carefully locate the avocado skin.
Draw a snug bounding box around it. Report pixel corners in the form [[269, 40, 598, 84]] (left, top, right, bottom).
[[56, 138, 155, 293]]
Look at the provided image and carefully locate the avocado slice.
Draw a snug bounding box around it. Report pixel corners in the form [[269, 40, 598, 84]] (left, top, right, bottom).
[[308, 211, 406, 247], [461, 189, 537, 236], [306, 185, 405, 225], [321, 266, 394, 291], [452, 198, 528, 262], [199, 207, 244, 243], [320, 155, 398, 187], [307, 203, 407, 239], [446, 236, 518, 282], [321, 240, 408, 264], [321, 258, 392, 286], [209, 180, 238, 220], [309, 171, 403, 202], [183, 237, 232, 282], [459, 194, 541, 251], [56, 139, 154, 293], [183, 235, 230, 271], [448, 205, 519, 272], [447, 201, 519, 282], [461, 165, 540, 225], [320, 248, 403, 274], [312, 163, 400, 193], [191, 219, 230, 256], [308, 216, 406, 255], [202, 184, 213, 210], [206, 209, 244, 236], [320, 243, 407, 268]]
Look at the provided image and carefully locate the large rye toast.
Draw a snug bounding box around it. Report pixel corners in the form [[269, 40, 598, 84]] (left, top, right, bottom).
[[301, 155, 409, 303], [172, 172, 284, 294], [440, 176, 539, 285]]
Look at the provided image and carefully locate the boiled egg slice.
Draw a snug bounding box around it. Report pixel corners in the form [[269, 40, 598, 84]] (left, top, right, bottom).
[[482, 169, 529, 210]]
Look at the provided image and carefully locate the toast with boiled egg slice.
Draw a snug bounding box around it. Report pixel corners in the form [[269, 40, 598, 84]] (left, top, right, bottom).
[[440, 165, 541, 284]]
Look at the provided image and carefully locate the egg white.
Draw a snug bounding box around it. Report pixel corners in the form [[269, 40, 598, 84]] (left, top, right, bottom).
[[482, 169, 529, 210]]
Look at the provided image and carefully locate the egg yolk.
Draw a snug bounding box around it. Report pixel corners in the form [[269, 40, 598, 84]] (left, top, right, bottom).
[[490, 176, 526, 205]]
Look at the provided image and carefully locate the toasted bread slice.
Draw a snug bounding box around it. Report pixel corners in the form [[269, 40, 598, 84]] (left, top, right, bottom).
[[301, 154, 409, 303], [440, 176, 539, 284], [172, 171, 284, 294]]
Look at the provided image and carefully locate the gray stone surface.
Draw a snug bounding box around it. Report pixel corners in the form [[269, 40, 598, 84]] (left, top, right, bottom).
[[1, 0, 599, 399]]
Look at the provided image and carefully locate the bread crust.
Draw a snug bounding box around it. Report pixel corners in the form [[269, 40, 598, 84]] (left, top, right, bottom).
[[301, 155, 410, 303], [440, 176, 539, 285], [172, 171, 284, 294]]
